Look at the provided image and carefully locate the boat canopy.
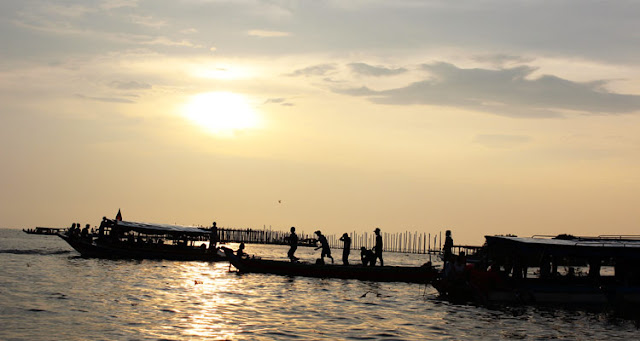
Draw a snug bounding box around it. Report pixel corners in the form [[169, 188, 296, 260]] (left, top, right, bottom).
[[113, 220, 210, 236], [485, 235, 640, 262]]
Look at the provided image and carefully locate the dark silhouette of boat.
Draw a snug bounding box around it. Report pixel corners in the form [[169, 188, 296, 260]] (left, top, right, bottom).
[[433, 234, 640, 306], [23, 227, 64, 235], [58, 218, 224, 261], [223, 248, 437, 284]]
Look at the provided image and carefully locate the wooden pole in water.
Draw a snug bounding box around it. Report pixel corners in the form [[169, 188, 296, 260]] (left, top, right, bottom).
[[405, 231, 408, 253], [423, 233, 427, 254]]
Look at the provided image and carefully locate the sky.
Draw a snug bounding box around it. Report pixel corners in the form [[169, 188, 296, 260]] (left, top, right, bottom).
[[1, 0, 639, 245]]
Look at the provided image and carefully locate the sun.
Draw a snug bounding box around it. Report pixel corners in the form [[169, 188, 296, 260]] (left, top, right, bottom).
[[182, 92, 260, 136]]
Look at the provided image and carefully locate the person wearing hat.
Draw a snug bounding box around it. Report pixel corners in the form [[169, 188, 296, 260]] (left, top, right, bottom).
[[314, 230, 334, 264], [373, 227, 383, 266], [339, 233, 352, 265]]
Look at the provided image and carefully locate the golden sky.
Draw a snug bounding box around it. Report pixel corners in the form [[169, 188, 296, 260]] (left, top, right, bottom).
[[1, 1, 639, 244]]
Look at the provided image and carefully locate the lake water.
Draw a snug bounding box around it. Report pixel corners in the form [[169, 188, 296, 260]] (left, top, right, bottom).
[[1, 229, 638, 340]]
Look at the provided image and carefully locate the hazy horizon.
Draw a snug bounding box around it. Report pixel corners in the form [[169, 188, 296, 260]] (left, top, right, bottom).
[[2, 1, 639, 245]]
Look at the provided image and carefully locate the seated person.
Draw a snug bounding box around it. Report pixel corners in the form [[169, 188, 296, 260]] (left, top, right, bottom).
[[360, 247, 375, 266], [236, 242, 246, 258]]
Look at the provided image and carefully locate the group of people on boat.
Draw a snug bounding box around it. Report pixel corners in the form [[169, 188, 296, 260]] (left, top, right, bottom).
[[65, 217, 223, 254], [287, 226, 385, 266], [67, 223, 93, 241]]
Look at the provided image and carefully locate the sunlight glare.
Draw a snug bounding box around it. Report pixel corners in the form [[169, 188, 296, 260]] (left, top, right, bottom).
[[183, 92, 260, 136]]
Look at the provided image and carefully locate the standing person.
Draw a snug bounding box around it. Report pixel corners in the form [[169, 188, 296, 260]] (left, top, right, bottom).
[[339, 233, 351, 265], [314, 230, 334, 264], [210, 222, 218, 250], [373, 227, 384, 266], [288, 226, 299, 262], [98, 217, 107, 240], [443, 230, 453, 267]]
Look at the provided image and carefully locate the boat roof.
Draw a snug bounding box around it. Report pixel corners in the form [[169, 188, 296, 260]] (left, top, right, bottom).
[[486, 235, 640, 248], [114, 220, 209, 236], [484, 235, 640, 260]]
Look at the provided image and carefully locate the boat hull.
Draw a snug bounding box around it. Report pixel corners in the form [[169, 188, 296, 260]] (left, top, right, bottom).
[[58, 234, 225, 261], [225, 250, 437, 284], [434, 277, 640, 306]]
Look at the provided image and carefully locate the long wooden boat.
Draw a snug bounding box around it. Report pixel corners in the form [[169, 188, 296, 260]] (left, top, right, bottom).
[[223, 248, 437, 284], [434, 234, 640, 306], [23, 227, 64, 235], [58, 218, 224, 261]]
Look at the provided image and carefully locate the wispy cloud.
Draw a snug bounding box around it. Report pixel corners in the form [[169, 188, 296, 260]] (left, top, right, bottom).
[[129, 14, 166, 28], [472, 54, 535, 67], [110, 81, 151, 90], [264, 98, 294, 106], [335, 62, 640, 118], [75, 94, 135, 103], [348, 63, 407, 77], [100, 0, 139, 10], [288, 64, 336, 77], [248, 30, 291, 38]]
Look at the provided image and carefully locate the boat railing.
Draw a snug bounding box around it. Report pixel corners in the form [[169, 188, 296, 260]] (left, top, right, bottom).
[[597, 235, 640, 240], [530, 234, 640, 248]]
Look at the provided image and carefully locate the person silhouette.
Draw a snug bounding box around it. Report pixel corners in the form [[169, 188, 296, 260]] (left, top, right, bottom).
[[339, 233, 351, 265], [210, 221, 218, 250], [314, 230, 333, 264], [443, 230, 453, 267], [288, 226, 299, 262], [373, 227, 383, 266], [360, 247, 375, 266], [236, 242, 246, 258]]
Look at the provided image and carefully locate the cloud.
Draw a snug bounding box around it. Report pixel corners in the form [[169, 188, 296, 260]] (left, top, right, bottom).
[[100, 0, 139, 10], [348, 63, 407, 77], [264, 98, 294, 106], [473, 134, 532, 148], [129, 14, 166, 28], [264, 98, 285, 104], [110, 81, 151, 90], [288, 64, 336, 77], [472, 54, 535, 67], [335, 62, 640, 118], [248, 30, 291, 38], [75, 94, 135, 103]]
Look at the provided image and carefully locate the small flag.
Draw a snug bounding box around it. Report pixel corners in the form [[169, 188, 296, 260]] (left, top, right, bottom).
[[115, 209, 122, 221]]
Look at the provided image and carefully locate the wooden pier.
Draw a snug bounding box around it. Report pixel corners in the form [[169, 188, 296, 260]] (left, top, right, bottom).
[[215, 226, 480, 255]]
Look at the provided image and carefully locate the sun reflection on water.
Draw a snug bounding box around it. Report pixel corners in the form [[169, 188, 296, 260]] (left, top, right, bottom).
[[178, 262, 242, 339]]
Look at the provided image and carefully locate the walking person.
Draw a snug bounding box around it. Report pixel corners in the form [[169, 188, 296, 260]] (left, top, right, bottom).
[[314, 230, 334, 264], [288, 226, 299, 262], [373, 227, 384, 266], [339, 233, 351, 265]]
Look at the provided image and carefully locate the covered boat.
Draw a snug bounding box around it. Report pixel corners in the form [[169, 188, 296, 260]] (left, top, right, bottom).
[[223, 248, 437, 284], [434, 234, 640, 306], [23, 227, 64, 235], [58, 218, 224, 261]]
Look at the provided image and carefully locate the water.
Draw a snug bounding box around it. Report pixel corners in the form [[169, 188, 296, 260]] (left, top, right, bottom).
[[1, 229, 637, 340]]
